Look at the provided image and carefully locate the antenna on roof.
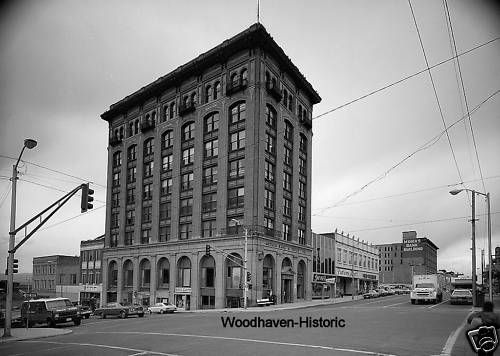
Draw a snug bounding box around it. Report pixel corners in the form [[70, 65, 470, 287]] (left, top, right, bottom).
[[257, 0, 260, 23]]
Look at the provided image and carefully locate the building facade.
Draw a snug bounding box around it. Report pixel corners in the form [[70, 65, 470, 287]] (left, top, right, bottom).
[[377, 231, 439, 284], [100, 24, 321, 310], [312, 231, 379, 298], [32, 255, 79, 299], [80, 235, 104, 308]]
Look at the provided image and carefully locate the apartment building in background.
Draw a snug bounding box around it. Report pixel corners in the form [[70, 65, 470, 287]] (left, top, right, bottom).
[[32, 255, 79, 300]]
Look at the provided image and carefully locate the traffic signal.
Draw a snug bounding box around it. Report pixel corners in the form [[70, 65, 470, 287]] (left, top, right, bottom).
[[12, 258, 19, 274], [81, 183, 94, 213], [246, 271, 251, 282], [205, 244, 211, 256]]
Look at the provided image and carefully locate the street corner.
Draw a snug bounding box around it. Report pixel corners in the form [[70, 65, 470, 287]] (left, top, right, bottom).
[[0, 328, 72, 344]]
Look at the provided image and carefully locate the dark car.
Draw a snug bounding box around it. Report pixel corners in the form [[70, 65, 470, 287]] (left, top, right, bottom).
[[21, 298, 81, 327], [94, 303, 145, 319], [450, 289, 473, 305], [77, 305, 92, 319]]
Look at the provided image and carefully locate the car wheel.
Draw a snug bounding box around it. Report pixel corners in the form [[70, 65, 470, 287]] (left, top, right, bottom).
[[120, 310, 127, 319], [74, 318, 81, 326]]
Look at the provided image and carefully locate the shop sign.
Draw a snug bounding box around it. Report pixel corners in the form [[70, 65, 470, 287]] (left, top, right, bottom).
[[362, 273, 377, 280], [325, 278, 336, 283], [336, 268, 354, 278], [313, 274, 326, 282], [174, 287, 192, 294]]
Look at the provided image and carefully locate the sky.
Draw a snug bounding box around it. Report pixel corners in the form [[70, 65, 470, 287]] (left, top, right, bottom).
[[0, 0, 499, 276]]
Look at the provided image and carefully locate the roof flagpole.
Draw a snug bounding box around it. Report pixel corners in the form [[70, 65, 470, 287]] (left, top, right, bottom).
[[257, 0, 260, 23]]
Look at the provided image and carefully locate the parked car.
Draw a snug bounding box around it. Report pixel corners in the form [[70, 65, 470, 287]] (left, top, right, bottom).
[[363, 290, 379, 299], [21, 298, 81, 327], [148, 302, 177, 314], [94, 303, 145, 319], [77, 305, 92, 319], [377, 288, 389, 297], [450, 289, 473, 305]]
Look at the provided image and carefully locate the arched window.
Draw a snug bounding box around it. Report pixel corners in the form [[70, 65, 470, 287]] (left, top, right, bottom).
[[169, 102, 176, 118], [214, 82, 221, 100], [144, 137, 154, 156], [231, 72, 239, 86], [190, 92, 197, 105], [240, 68, 247, 83], [161, 130, 173, 149], [205, 85, 213, 103], [163, 105, 169, 122], [157, 258, 170, 288], [108, 261, 118, 288], [204, 112, 219, 134], [265, 104, 277, 129], [151, 111, 157, 125], [139, 259, 151, 288], [182, 122, 195, 142], [123, 260, 134, 288], [177, 256, 192, 287], [229, 102, 246, 125]]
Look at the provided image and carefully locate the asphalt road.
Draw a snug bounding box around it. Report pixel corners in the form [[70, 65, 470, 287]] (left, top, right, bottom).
[[0, 295, 477, 356]]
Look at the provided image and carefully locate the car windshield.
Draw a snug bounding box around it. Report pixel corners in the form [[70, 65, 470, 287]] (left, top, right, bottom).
[[452, 290, 471, 296], [108, 303, 123, 307], [46, 300, 73, 309], [416, 283, 434, 288]]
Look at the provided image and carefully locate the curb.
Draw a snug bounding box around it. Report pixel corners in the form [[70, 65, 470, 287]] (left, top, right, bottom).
[[0, 328, 73, 344]]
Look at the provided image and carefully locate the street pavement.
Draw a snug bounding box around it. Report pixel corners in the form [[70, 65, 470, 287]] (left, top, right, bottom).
[[0, 295, 483, 356]]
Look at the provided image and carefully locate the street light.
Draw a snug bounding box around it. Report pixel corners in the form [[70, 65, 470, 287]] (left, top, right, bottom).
[[231, 219, 248, 309], [450, 188, 492, 303], [4, 139, 37, 338]]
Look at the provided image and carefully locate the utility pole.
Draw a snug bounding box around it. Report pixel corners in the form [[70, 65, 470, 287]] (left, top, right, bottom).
[[472, 192, 477, 307]]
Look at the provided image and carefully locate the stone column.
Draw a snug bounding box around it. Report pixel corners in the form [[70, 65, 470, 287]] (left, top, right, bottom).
[[190, 252, 199, 310], [276, 254, 282, 304], [133, 257, 139, 303], [117, 258, 123, 303], [101, 259, 108, 306], [215, 252, 225, 309], [292, 256, 298, 302], [150, 256, 157, 304]]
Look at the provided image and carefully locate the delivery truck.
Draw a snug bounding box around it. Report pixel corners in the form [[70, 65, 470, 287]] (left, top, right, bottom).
[[410, 274, 443, 304]]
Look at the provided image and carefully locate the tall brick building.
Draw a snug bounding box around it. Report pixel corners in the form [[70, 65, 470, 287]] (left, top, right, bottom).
[[100, 24, 321, 309]]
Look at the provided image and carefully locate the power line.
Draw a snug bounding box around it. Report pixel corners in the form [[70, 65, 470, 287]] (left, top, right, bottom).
[[408, 0, 466, 199], [38, 204, 106, 232], [314, 89, 500, 215], [0, 155, 106, 188], [19, 178, 106, 204], [312, 36, 500, 120], [444, 0, 487, 194], [0, 183, 12, 208]]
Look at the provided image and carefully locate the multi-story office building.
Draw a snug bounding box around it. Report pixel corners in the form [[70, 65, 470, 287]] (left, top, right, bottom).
[[100, 24, 321, 310], [32, 255, 79, 299], [80, 235, 104, 308], [311, 231, 379, 298], [377, 231, 439, 284]]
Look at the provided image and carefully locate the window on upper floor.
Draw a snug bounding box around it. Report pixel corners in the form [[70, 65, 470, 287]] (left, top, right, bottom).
[[162, 154, 173, 172], [228, 158, 245, 180], [181, 172, 194, 191], [144, 161, 154, 178], [142, 205, 152, 223], [182, 122, 195, 142], [203, 166, 218, 186], [161, 178, 172, 195], [179, 198, 193, 217], [143, 183, 152, 200], [264, 189, 275, 211], [144, 138, 154, 156], [127, 167, 136, 183], [205, 85, 213, 103], [284, 146, 292, 167], [299, 156, 306, 175], [265, 161, 275, 183], [127, 145, 137, 161], [112, 151, 122, 168], [159, 201, 171, 221], [161, 130, 173, 149], [204, 112, 219, 134], [229, 102, 246, 124], [265, 133, 276, 155], [299, 134, 307, 154], [228, 187, 244, 209], [283, 172, 292, 191], [241, 68, 248, 82], [214, 81, 221, 100], [284, 120, 293, 143], [169, 102, 176, 118], [204, 139, 218, 158], [283, 198, 292, 216], [202, 193, 217, 213], [126, 210, 135, 226], [229, 130, 245, 151], [266, 104, 277, 129], [182, 147, 194, 166], [283, 89, 289, 107]]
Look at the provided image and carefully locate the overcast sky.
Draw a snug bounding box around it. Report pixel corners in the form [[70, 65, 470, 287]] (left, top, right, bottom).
[[0, 0, 499, 276]]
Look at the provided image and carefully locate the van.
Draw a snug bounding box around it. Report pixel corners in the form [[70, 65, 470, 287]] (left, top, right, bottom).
[[21, 298, 81, 327]]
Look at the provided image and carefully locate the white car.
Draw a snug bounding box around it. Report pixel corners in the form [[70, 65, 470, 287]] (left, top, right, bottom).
[[148, 302, 177, 314]]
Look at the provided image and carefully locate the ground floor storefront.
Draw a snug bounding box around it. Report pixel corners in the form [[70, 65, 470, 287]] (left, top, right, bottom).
[[101, 235, 312, 310]]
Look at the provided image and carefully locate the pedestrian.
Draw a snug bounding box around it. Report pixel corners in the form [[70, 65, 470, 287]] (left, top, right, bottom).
[[467, 301, 500, 329], [466, 301, 500, 355]]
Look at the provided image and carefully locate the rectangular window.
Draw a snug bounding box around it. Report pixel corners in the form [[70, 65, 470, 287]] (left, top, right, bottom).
[[127, 167, 136, 183], [283, 198, 292, 216], [299, 181, 306, 198], [204, 139, 218, 158], [228, 187, 244, 208], [141, 229, 151, 244], [202, 220, 217, 238], [179, 223, 192, 240], [159, 202, 171, 221], [127, 187, 135, 204], [111, 212, 119, 228], [265, 133, 276, 155], [111, 192, 120, 208], [298, 229, 305, 245], [142, 205, 152, 223], [284, 146, 292, 166], [228, 159, 245, 179], [110, 233, 118, 247], [159, 225, 171, 242], [203, 166, 218, 185], [143, 183, 152, 200], [283, 172, 292, 191], [128, 145, 137, 161], [265, 161, 275, 183], [282, 223, 291, 241], [202, 193, 217, 213], [126, 210, 135, 226], [264, 189, 275, 210], [182, 147, 195, 166], [229, 130, 245, 151], [161, 178, 172, 195], [204, 113, 219, 133], [112, 172, 120, 187], [298, 205, 306, 222], [299, 156, 306, 175], [125, 231, 133, 245], [181, 172, 194, 191], [264, 216, 274, 230], [179, 198, 193, 216], [201, 267, 215, 288], [162, 155, 173, 171], [113, 151, 122, 168], [300, 135, 307, 153], [144, 161, 154, 177], [162, 131, 173, 149]]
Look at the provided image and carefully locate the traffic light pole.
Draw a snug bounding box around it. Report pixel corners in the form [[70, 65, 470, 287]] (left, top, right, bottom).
[[243, 226, 248, 309]]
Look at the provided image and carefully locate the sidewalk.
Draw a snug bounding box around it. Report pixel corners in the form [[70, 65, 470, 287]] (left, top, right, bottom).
[[178, 295, 364, 313], [0, 328, 72, 344]]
